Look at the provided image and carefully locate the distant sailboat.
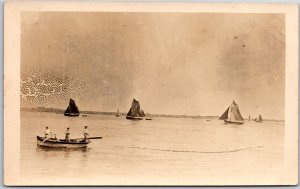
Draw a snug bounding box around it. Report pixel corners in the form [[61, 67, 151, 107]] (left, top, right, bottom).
[[219, 100, 244, 125], [126, 98, 145, 120], [115, 107, 120, 117], [255, 114, 263, 123], [64, 98, 80, 117], [145, 113, 152, 120]]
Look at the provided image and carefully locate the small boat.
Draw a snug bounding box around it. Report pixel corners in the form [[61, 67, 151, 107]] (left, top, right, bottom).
[[219, 100, 244, 125], [126, 98, 145, 120], [64, 98, 80, 117], [145, 113, 152, 120], [255, 114, 263, 123], [37, 136, 89, 148], [115, 107, 120, 117], [82, 114, 87, 117]]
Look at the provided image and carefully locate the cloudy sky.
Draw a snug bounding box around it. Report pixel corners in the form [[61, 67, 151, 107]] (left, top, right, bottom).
[[21, 12, 285, 120]]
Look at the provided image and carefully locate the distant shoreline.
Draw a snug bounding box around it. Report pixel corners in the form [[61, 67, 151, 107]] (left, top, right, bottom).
[[20, 107, 284, 122]]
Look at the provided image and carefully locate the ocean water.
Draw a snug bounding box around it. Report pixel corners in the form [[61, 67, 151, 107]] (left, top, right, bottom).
[[20, 111, 284, 185]]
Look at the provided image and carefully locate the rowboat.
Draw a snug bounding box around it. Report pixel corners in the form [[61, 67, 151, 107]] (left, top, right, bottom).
[[37, 136, 90, 148]]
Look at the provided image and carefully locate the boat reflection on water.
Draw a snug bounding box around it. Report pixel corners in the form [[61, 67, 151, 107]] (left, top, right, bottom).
[[36, 146, 91, 152]]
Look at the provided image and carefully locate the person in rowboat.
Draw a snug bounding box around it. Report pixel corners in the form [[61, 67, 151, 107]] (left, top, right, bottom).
[[65, 128, 70, 142], [84, 126, 89, 141], [44, 126, 52, 139]]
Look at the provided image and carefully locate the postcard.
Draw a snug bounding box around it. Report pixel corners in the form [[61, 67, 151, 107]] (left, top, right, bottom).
[[4, 1, 298, 186]]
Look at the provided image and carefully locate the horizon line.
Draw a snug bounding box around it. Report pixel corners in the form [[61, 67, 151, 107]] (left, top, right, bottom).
[[20, 107, 285, 122]]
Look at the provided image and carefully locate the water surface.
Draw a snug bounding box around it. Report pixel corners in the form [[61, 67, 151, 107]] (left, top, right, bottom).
[[21, 111, 284, 185]]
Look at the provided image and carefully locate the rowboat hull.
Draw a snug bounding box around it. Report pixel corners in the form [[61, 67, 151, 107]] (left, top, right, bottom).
[[126, 116, 143, 120], [224, 120, 244, 125], [37, 136, 90, 148]]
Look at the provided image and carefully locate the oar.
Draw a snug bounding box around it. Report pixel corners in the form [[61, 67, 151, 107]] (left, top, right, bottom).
[[88, 137, 102, 140], [36, 138, 48, 148], [73, 137, 103, 140]]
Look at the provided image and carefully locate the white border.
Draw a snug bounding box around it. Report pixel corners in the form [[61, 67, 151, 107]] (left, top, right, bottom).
[[4, 1, 298, 185]]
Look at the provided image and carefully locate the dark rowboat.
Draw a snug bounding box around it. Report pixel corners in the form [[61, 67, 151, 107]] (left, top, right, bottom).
[[37, 136, 90, 148]]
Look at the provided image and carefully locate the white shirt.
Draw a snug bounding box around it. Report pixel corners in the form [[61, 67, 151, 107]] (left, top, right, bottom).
[[45, 129, 51, 135]]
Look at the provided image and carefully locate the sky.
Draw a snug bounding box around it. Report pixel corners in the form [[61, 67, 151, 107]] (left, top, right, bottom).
[[21, 12, 285, 120]]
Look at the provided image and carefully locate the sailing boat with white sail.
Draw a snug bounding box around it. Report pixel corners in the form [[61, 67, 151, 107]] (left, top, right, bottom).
[[126, 98, 145, 120], [255, 114, 263, 122], [219, 100, 244, 125]]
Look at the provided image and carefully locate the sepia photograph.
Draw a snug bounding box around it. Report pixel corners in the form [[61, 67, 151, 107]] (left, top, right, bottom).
[[4, 1, 298, 186]]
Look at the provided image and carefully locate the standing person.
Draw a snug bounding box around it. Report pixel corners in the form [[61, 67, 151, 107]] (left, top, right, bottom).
[[44, 126, 52, 139], [83, 126, 89, 141], [65, 127, 70, 142]]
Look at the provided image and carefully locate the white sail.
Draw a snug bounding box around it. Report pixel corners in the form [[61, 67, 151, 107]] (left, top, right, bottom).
[[219, 100, 244, 123]]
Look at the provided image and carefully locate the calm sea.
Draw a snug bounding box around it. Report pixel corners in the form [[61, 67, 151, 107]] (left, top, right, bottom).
[[20, 111, 284, 185]]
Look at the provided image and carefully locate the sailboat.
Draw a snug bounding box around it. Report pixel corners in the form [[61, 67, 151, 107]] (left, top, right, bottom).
[[64, 98, 80, 117], [145, 113, 152, 120], [126, 98, 145, 120], [255, 114, 263, 123], [219, 100, 244, 125], [115, 107, 120, 117]]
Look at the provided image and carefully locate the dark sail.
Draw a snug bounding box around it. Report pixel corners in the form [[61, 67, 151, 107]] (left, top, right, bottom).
[[126, 99, 145, 119], [64, 98, 80, 116], [219, 107, 229, 120]]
